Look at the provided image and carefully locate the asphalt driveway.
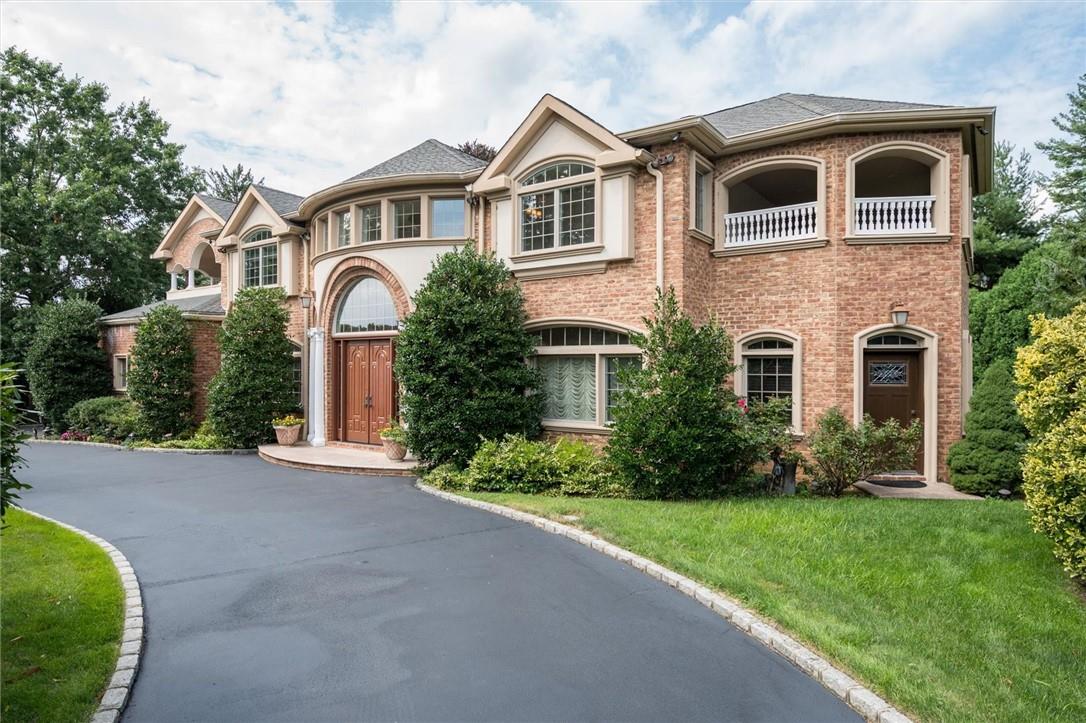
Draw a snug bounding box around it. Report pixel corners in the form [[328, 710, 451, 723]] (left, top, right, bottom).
[[21, 444, 858, 722]]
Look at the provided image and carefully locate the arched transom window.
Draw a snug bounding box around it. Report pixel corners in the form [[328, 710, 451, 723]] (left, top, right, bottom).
[[531, 325, 639, 427], [519, 161, 595, 252], [242, 228, 277, 287], [866, 333, 920, 347], [334, 277, 399, 334], [738, 333, 802, 431]]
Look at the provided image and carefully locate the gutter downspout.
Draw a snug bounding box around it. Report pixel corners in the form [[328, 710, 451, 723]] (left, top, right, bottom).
[[647, 163, 664, 290]]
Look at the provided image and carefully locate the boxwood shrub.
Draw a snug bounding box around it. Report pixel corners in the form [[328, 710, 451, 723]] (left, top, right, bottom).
[[65, 396, 138, 441]]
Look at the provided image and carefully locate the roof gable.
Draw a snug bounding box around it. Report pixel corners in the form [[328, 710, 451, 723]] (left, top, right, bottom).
[[219, 184, 304, 241], [152, 194, 231, 260], [473, 95, 645, 194]]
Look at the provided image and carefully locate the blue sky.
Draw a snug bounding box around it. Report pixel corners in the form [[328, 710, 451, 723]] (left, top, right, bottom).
[[3, 1, 1083, 193]]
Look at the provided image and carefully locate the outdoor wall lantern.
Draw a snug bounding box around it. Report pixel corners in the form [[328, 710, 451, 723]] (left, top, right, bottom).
[[890, 303, 910, 327], [300, 294, 313, 309]]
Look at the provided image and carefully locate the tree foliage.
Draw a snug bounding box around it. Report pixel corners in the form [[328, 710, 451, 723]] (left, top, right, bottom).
[[971, 142, 1041, 290], [203, 163, 263, 204], [1, 365, 30, 520], [0, 47, 204, 364], [1036, 74, 1086, 221], [606, 289, 753, 499], [396, 244, 541, 467], [456, 139, 498, 162], [127, 304, 195, 438], [206, 288, 297, 448], [25, 299, 111, 428], [804, 408, 923, 497], [1014, 304, 1086, 580], [947, 360, 1027, 495]]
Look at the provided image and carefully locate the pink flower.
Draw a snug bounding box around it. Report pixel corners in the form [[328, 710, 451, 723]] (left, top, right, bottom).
[[737, 398, 749, 413]]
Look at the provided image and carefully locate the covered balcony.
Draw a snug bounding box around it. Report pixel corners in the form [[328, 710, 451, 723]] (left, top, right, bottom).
[[723, 165, 820, 248], [851, 145, 946, 237]]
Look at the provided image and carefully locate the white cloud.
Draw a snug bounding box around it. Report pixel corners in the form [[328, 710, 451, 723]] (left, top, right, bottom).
[[1, 0, 1080, 193]]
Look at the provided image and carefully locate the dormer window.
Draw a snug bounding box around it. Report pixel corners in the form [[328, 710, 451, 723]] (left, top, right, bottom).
[[519, 161, 595, 252], [242, 228, 277, 287]]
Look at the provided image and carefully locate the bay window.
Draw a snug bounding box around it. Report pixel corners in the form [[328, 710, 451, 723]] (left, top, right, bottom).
[[532, 325, 640, 428], [393, 199, 421, 239], [519, 161, 595, 252]]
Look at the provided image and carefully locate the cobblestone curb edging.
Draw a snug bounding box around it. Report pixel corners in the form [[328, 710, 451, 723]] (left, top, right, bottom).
[[416, 483, 913, 723], [28, 438, 256, 455], [22, 510, 144, 723]]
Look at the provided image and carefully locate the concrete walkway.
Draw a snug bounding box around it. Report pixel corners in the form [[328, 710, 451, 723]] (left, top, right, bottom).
[[21, 445, 857, 722], [259, 442, 418, 475], [855, 480, 981, 500]]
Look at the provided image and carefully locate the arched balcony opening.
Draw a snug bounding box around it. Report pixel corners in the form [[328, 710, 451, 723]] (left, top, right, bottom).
[[190, 242, 221, 287], [721, 159, 823, 249], [850, 144, 946, 236]]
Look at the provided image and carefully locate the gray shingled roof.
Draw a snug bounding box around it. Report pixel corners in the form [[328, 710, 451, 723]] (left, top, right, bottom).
[[100, 294, 225, 322], [343, 139, 486, 183], [196, 193, 237, 223], [253, 184, 305, 218], [701, 93, 950, 138]]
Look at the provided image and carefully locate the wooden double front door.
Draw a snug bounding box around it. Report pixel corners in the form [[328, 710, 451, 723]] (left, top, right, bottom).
[[335, 338, 395, 445], [862, 350, 924, 473]]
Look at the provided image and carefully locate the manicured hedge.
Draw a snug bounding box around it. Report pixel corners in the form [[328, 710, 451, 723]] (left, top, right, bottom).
[[25, 299, 111, 428], [65, 396, 138, 441], [948, 360, 1027, 495], [127, 304, 195, 438]]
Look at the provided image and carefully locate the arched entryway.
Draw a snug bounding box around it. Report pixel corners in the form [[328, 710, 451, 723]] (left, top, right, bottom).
[[330, 276, 400, 445], [853, 324, 939, 481]]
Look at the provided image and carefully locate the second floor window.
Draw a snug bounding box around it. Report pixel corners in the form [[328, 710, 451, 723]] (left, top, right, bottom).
[[336, 209, 351, 247], [519, 162, 595, 252], [360, 204, 381, 242], [694, 167, 712, 233], [242, 229, 277, 287], [431, 198, 465, 238], [393, 199, 421, 239]]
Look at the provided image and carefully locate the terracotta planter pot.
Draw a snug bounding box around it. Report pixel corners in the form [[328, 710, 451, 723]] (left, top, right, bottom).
[[274, 424, 302, 446], [382, 438, 407, 461]]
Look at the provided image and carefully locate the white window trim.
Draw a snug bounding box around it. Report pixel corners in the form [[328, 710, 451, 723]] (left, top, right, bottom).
[[113, 355, 129, 392], [844, 140, 951, 241], [689, 151, 714, 240], [716, 156, 826, 254], [514, 158, 599, 256], [734, 329, 803, 434]]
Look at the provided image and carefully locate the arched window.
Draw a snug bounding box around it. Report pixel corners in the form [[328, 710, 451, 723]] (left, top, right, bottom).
[[531, 324, 639, 427], [242, 228, 277, 287], [518, 161, 596, 251], [866, 333, 920, 347], [737, 331, 802, 432], [334, 277, 399, 334]]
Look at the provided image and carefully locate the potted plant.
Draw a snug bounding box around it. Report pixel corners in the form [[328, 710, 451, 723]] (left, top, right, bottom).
[[272, 414, 304, 447], [775, 447, 804, 495], [379, 423, 408, 461]]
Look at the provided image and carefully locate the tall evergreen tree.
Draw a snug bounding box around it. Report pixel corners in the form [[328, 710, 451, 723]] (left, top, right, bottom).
[[0, 47, 204, 364], [127, 305, 195, 438], [204, 163, 264, 204], [1037, 74, 1086, 221], [971, 142, 1041, 290], [948, 360, 1028, 495]]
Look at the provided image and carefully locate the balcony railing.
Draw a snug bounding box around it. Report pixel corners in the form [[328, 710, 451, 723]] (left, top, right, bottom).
[[854, 195, 935, 234], [724, 201, 818, 248]]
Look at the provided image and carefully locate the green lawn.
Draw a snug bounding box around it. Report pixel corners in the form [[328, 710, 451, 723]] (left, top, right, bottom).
[[466, 493, 1086, 723], [1, 509, 124, 723]]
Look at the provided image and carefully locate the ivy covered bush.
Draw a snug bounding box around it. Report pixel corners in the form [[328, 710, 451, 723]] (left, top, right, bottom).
[[606, 289, 757, 499], [25, 299, 111, 428], [127, 304, 195, 438], [947, 360, 1027, 495], [805, 408, 923, 496], [65, 396, 138, 441], [396, 245, 542, 468], [1015, 304, 1086, 580], [426, 435, 626, 498], [206, 287, 297, 449]]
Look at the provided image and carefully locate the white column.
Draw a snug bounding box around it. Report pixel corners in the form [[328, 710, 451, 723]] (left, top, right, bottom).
[[307, 327, 326, 446], [170, 271, 178, 291], [187, 267, 195, 289]]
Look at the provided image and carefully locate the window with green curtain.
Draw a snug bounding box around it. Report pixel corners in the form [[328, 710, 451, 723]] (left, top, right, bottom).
[[538, 356, 596, 421]]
